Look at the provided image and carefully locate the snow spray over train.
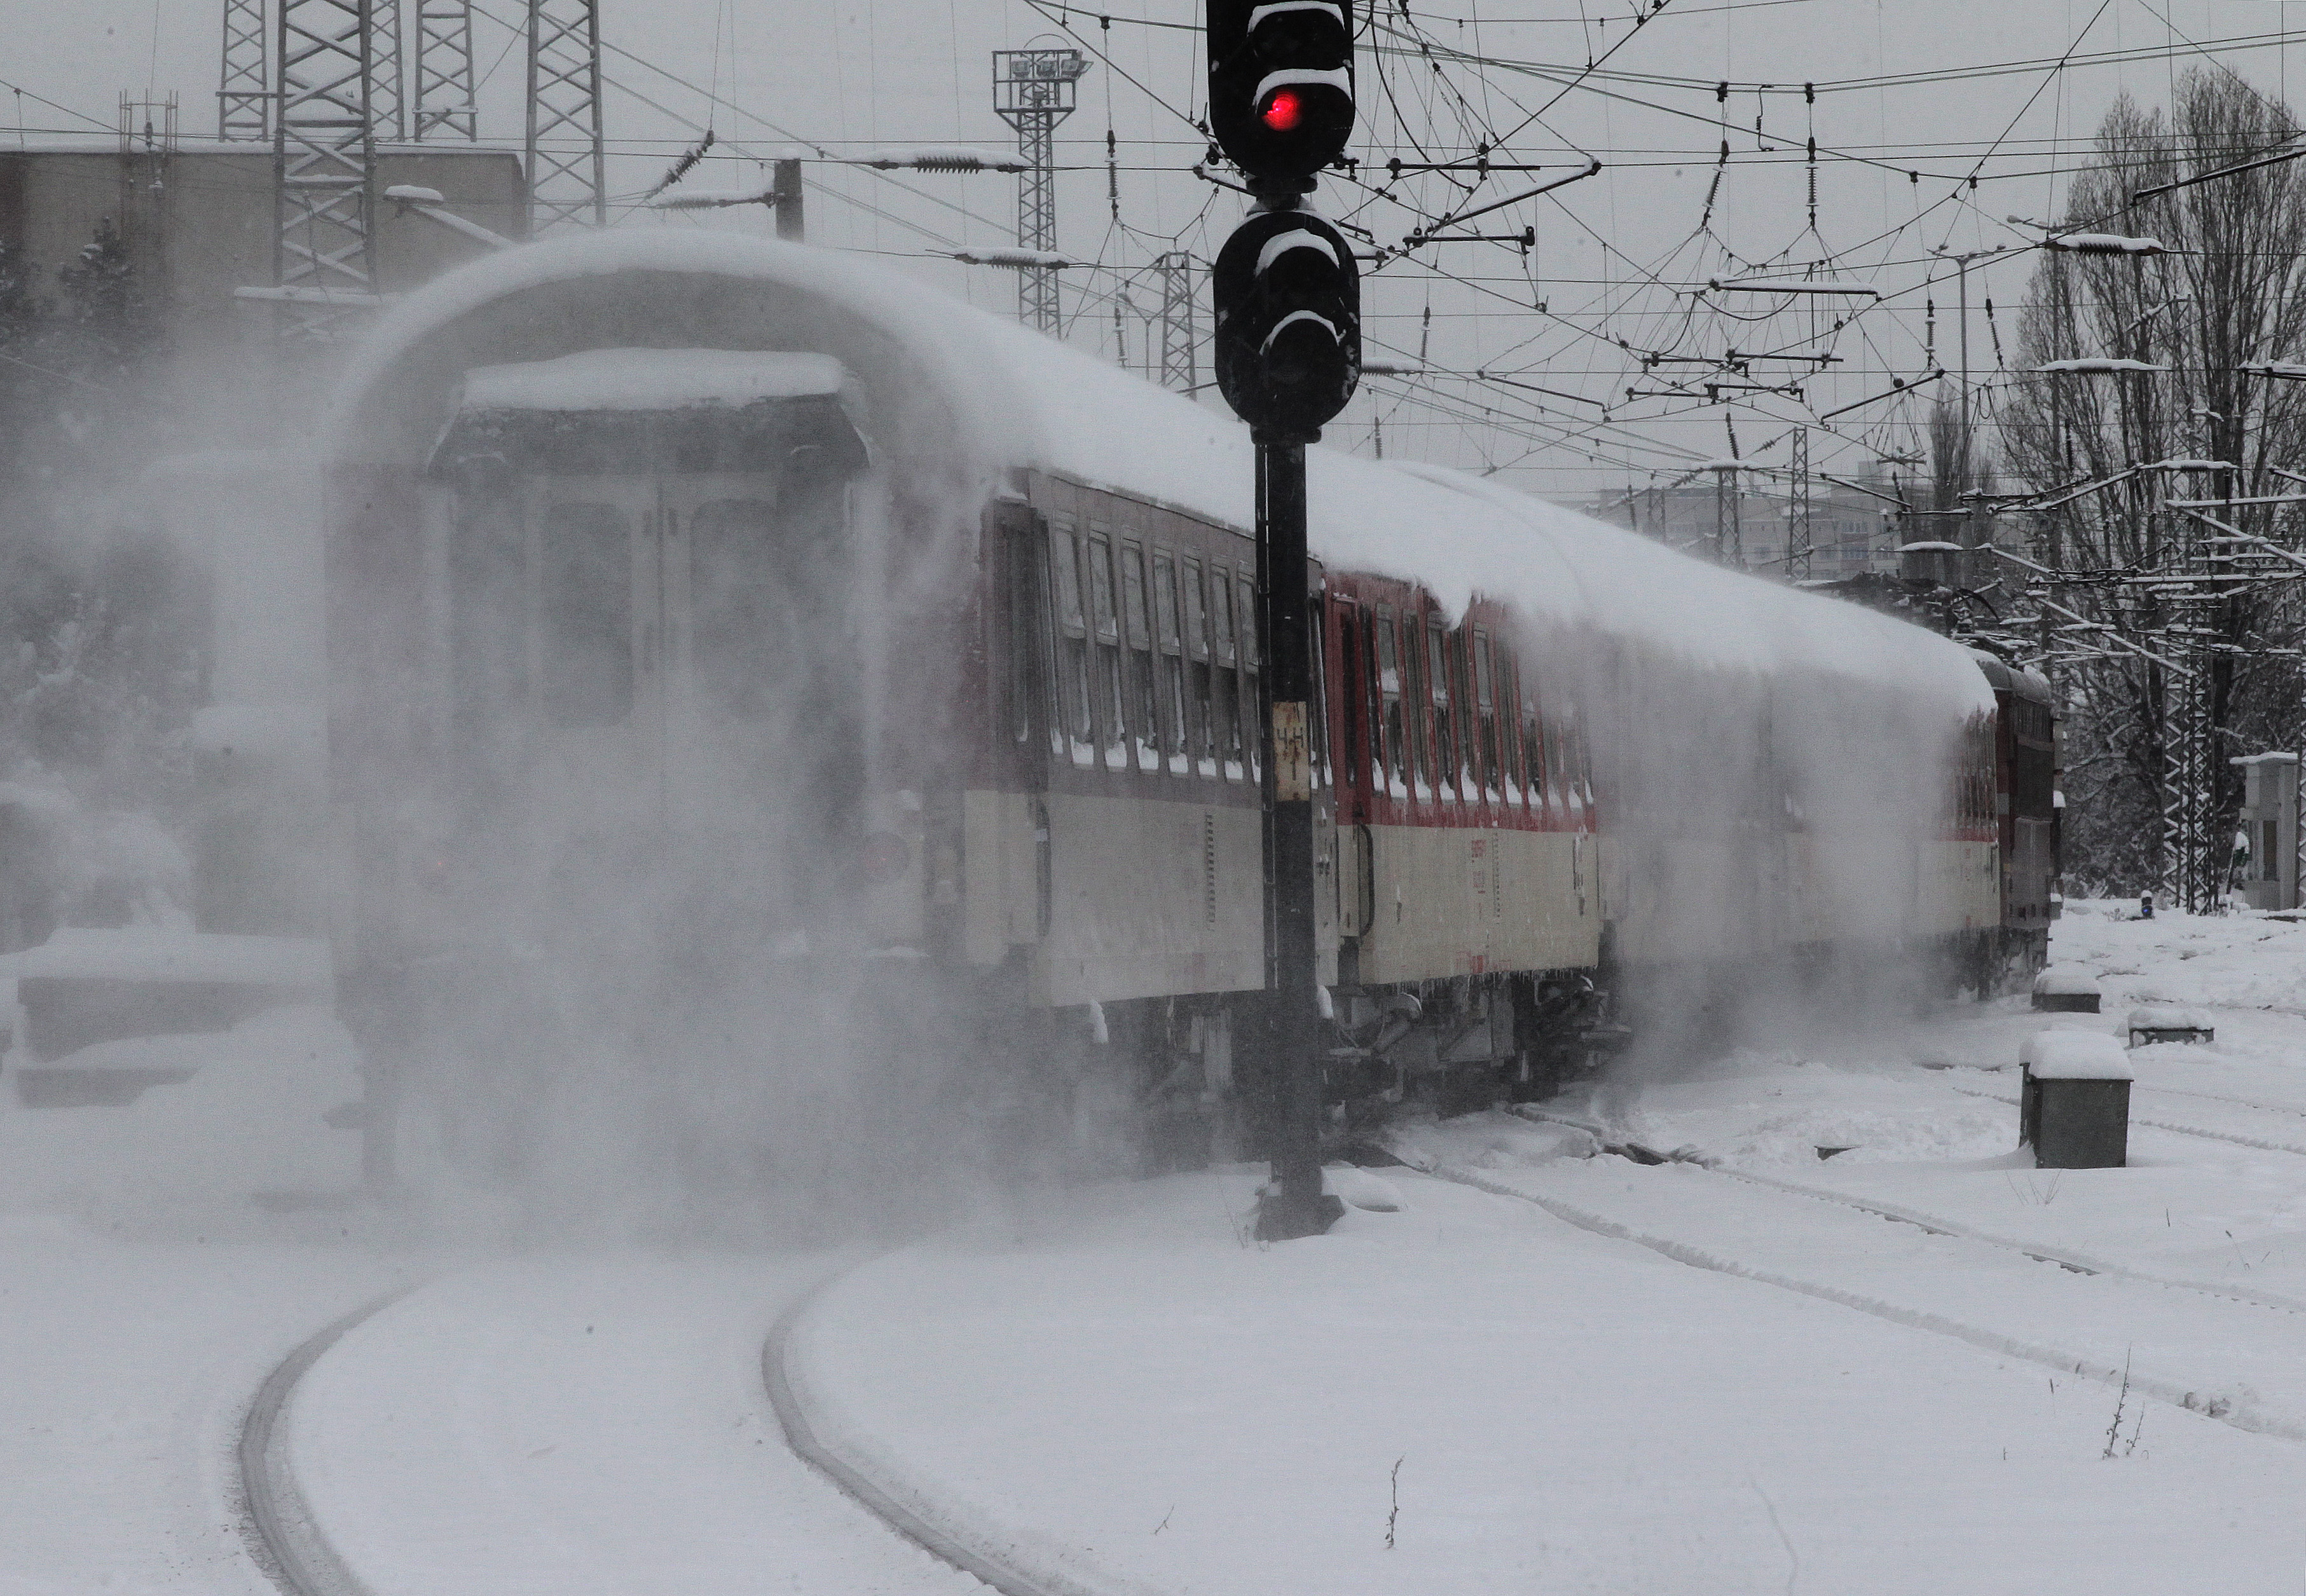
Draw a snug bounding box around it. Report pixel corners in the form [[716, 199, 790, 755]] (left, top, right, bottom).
[[310, 231, 2055, 1218]]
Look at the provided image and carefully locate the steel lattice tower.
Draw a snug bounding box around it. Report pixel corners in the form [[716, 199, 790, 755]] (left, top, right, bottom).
[[369, 0, 406, 140], [219, 0, 271, 139], [1155, 250, 1196, 392], [413, 0, 478, 139], [273, 0, 381, 336], [993, 48, 1088, 335], [527, 0, 607, 230], [1787, 428, 1812, 582], [1713, 463, 1743, 567]]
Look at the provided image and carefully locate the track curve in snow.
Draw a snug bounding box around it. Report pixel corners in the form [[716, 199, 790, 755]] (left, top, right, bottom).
[[238, 1290, 415, 1596], [767, 1263, 1104, 1596]]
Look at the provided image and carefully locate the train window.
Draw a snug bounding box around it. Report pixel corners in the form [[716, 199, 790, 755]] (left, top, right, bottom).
[[1525, 683, 1551, 814], [1563, 709, 1590, 815], [539, 501, 633, 728], [1427, 621, 1456, 800], [1375, 606, 1404, 795], [1493, 643, 1522, 807], [1087, 534, 1127, 770], [1154, 551, 1188, 775], [1307, 602, 1327, 789], [450, 494, 529, 751], [1050, 526, 1094, 760], [1237, 574, 1260, 782], [1183, 557, 1215, 776], [1400, 611, 1429, 797], [1472, 629, 1501, 800], [1210, 569, 1243, 780], [1338, 605, 1366, 797], [1006, 515, 1052, 750], [1122, 542, 1159, 772], [690, 499, 786, 721]]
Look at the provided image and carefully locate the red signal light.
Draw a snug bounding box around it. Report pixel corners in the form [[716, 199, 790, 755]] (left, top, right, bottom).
[[1261, 88, 1304, 132]]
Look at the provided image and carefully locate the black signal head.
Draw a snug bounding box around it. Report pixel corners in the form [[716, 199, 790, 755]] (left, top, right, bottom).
[[1213, 208, 1361, 439], [1208, 0, 1357, 189]]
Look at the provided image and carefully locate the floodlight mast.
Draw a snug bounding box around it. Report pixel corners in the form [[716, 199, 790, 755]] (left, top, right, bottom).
[[992, 48, 1089, 335]]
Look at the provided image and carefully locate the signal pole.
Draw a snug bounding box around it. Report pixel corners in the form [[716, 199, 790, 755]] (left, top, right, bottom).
[[1209, 0, 1361, 1241]]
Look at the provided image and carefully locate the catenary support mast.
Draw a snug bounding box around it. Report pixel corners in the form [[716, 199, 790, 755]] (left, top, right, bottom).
[[271, 0, 381, 336], [220, 0, 271, 140], [527, 0, 607, 230], [1156, 250, 1197, 393], [414, 0, 479, 140]]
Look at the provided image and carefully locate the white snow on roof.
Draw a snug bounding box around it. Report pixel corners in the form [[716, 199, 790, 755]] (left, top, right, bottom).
[[459, 349, 847, 412], [329, 229, 1991, 711], [2019, 1028, 2134, 1081]]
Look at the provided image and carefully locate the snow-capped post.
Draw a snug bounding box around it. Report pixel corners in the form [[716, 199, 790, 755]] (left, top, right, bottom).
[[1209, 0, 1361, 1242]]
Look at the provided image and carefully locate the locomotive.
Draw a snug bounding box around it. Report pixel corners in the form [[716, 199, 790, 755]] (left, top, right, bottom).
[[316, 231, 2055, 1185]]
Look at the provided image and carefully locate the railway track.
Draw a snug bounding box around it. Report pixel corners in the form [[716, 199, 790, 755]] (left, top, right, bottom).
[[1511, 1106, 2306, 1314], [1950, 1082, 2306, 1159], [1414, 1115, 2306, 1446], [764, 1266, 1074, 1596], [238, 1263, 1055, 1596], [238, 1290, 413, 1596]]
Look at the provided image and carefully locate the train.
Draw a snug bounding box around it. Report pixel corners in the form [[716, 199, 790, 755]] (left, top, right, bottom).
[[313, 231, 2057, 1187]]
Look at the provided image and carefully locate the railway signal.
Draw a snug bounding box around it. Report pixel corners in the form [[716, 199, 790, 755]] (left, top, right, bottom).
[[1212, 210, 1362, 438], [1207, 0, 1357, 191], [1210, 0, 1360, 1241]]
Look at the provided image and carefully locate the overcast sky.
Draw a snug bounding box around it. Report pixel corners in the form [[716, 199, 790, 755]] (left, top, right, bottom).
[[0, 0, 2291, 500]]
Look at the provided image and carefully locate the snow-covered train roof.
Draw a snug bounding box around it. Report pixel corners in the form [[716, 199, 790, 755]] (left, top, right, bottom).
[[327, 229, 1989, 714], [459, 349, 848, 412]]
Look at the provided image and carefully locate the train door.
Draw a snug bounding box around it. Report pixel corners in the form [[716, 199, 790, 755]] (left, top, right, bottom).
[[654, 466, 858, 924], [505, 474, 662, 842]]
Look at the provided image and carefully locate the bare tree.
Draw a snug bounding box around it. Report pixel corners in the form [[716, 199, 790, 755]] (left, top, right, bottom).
[[1999, 69, 2306, 893]]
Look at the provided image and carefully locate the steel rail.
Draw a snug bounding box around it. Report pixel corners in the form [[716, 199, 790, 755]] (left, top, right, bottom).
[[238, 1290, 417, 1596], [765, 1262, 1094, 1596], [1414, 1133, 2306, 1442]]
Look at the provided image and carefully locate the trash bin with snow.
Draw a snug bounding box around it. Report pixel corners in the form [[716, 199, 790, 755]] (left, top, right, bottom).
[[2125, 1005, 2213, 1047], [2018, 1029, 2132, 1170], [2030, 967, 2102, 1014]]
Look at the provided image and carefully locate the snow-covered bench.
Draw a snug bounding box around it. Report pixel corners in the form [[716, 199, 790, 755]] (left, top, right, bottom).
[[2125, 1004, 2213, 1047]]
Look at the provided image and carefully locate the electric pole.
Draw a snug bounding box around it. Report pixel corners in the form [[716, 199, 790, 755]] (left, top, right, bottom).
[[1208, 0, 1361, 1242], [1788, 427, 1813, 581], [219, 0, 270, 140], [992, 46, 1088, 334], [270, 0, 384, 337], [414, 1, 479, 140], [1155, 249, 1197, 393], [527, 0, 607, 230]]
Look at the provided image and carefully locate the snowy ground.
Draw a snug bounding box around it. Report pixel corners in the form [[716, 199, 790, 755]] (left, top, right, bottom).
[[8, 900, 2306, 1594], [795, 903, 2306, 1595]]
